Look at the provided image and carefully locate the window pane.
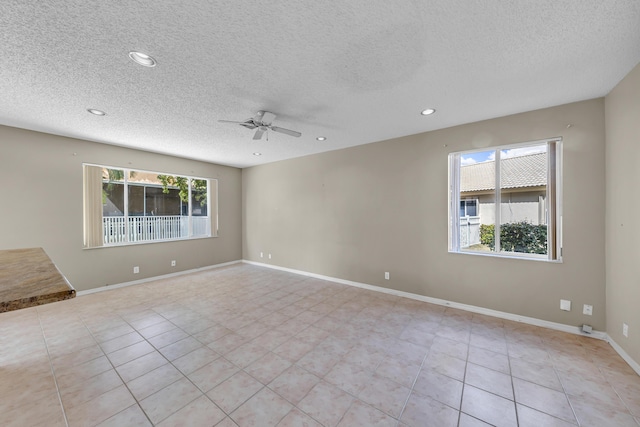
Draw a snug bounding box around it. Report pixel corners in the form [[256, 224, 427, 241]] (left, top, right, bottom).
[[499, 145, 548, 255], [467, 200, 477, 216], [101, 168, 125, 244], [191, 179, 208, 236], [460, 150, 494, 252]]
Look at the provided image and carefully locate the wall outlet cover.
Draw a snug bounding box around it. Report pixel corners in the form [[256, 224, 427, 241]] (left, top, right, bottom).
[[583, 304, 593, 315], [560, 299, 571, 311]]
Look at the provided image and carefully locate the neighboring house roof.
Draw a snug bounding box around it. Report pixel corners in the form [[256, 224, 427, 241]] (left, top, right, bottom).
[[461, 152, 546, 192]]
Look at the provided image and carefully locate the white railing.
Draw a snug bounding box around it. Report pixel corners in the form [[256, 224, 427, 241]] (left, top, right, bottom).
[[103, 215, 209, 244], [460, 216, 481, 248]]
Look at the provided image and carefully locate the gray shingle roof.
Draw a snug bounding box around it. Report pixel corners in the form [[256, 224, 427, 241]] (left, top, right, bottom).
[[460, 152, 546, 192]]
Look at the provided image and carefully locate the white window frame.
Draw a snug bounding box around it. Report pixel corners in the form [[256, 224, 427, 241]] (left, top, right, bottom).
[[448, 138, 562, 262], [83, 163, 218, 248]]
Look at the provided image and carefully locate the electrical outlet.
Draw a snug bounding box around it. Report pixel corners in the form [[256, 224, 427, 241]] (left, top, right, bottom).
[[384, 272, 390, 280], [623, 323, 629, 338], [171, 260, 176, 267], [583, 304, 593, 316], [268, 253, 272, 259], [133, 266, 140, 274], [260, 252, 263, 258], [560, 299, 571, 311]]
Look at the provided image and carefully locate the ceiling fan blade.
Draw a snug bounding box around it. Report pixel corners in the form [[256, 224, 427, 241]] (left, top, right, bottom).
[[218, 119, 245, 124], [260, 111, 276, 126], [239, 122, 257, 129], [271, 126, 301, 138], [253, 129, 265, 140]]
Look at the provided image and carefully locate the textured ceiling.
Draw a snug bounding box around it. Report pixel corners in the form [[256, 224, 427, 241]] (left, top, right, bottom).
[[1, 1, 639, 168]]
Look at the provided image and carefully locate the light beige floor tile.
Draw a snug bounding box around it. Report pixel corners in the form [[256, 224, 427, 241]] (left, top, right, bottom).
[[60, 368, 123, 409], [173, 346, 220, 375], [107, 340, 156, 366], [296, 347, 342, 377], [225, 341, 270, 368], [148, 328, 189, 349], [116, 351, 167, 382], [55, 355, 113, 389], [272, 337, 316, 363], [139, 377, 203, 424], [422, 350, 467, 381], [458, 413, 492, 426], [512, 378, 576, 424], [337, 399, 396, 427], [137, 320, 178, 339], [245, 351, 292, 384], [159, 336, 203, 361], [461, 385, 517, 427], [297, 381, 353, 427], [268, 365, 321, 405], [375, 355, 422, 388], [3, 392, 67, 427], [516, 404, 577, 427], [358, 373, 411, 417], [324, 359, 373, 395], [188, 357, 239, 392], [65, 384, 136, 426], [127, 363, 184, 401], [509, 357, 563, 391], [465, 362, 514, 400], [231, 387, 293, 427], [414, 368, 464, 409], [468, 345, 510, 374], [207, 371, 264, 413], [100, 331, 145, 354], [401, 391, 460, 427], [569, 395, 637, 427], [276, 408, 322, 426], [96, 404, 152, 427], [157, 395, 226, 427]]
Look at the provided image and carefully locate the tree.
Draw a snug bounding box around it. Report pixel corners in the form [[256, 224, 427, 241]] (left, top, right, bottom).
[[157, 175, 207, 205]]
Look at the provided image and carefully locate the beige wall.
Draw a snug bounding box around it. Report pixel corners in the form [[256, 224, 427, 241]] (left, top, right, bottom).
[[605, 63, 640, 363], [0, 125, 242, 291], [243, 99, 606, 330]]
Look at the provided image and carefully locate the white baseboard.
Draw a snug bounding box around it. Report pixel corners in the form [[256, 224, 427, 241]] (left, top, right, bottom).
[[243, 260, 608, 341], [76, 260, 242, 296], [606, 336, 640, 376]]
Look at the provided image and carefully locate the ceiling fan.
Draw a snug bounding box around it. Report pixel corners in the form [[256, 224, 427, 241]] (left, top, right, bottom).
[[219, 111, 302, 140]]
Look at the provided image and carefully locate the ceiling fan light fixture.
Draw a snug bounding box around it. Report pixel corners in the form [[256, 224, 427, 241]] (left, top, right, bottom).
[[421, 108, 436, 116], [316, 136, 326, 141], [87, 108, 106, 116], [128, 51, 157, 67]]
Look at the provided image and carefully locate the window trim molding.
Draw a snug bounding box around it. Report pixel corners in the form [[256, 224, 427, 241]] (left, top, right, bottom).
[[83, 163, 218, 248], [448, 138, 563, 262]]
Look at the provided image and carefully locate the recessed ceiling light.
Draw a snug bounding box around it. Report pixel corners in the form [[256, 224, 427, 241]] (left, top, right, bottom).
[[421, 108, 436, 116], [128, 51, 157, 67], [316, 136, 326, 141], [87, 108, 106, 116], [253, 152, 262, 156]]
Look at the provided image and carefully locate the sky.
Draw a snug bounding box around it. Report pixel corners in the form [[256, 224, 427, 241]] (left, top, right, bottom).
[[460, 145, 547, 166]]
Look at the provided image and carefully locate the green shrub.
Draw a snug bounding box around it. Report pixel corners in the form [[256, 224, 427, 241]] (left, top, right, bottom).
[[479, 221, 547, 254]]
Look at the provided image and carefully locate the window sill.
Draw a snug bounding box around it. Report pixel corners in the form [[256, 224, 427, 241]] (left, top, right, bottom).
[[448, 249, 562, 263], [83, 234, 217, 250]]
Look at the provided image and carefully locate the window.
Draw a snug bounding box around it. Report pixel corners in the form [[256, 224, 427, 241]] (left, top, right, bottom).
[[448, 139, 562, 261], [83, 165, 217, 248]]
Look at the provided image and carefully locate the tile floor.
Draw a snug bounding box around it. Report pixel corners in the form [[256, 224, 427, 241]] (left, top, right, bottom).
[[1, 264, 639, 427]]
